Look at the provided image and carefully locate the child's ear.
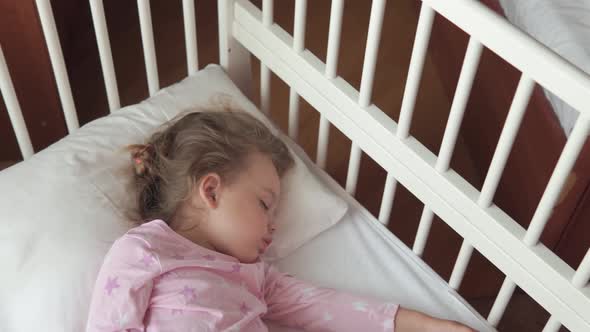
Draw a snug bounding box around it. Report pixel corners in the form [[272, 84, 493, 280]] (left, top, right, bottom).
[[198, 173, 222, 209]]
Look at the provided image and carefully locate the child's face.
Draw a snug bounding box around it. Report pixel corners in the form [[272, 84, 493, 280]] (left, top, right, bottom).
[[199, 152, 280, 263]]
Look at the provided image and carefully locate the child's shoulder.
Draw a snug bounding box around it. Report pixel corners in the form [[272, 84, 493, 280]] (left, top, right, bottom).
[[125, 219, 167, 235], [115, 219, 189, 258], [116, 219, 170, 248]]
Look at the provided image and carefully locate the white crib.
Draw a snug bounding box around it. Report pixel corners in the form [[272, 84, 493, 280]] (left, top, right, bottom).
[[1, 0, 589, 331]]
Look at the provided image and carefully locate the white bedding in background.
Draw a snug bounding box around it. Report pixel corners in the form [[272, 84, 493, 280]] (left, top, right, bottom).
[[498, 0, 590, 136], [268, 161, 494, 332]]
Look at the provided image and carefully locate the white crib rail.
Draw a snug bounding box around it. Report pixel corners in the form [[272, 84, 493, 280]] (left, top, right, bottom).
[[231, 0, 590, 330]]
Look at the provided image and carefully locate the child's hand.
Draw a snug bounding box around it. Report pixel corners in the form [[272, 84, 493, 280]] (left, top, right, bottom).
[[394, 307, 477, 332]]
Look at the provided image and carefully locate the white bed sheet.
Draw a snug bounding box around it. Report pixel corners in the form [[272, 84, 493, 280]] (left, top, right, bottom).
[[498, 0, 590, 136], [267, 165, 494, 331]]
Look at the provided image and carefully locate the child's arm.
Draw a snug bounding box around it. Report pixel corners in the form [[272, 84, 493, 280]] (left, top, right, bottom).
[[85, 235, 161, 332], [261, 263, 398, 331]]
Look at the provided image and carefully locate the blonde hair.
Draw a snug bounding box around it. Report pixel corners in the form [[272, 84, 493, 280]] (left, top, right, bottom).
[[127, 110, 294, 225]]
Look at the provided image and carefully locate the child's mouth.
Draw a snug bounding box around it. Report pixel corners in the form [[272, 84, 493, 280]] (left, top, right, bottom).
[[260, 239, 272, 252]]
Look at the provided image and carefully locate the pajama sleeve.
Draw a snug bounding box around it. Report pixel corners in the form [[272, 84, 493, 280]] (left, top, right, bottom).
[[86, 235, 162, 332], [262, 263, 399, 332]]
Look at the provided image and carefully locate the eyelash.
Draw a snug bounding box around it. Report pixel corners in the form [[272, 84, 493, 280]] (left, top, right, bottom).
[[260, 200, 269, 211]]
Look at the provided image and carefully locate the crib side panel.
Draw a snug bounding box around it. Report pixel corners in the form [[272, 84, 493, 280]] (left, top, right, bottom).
[[231, 0, 590, 330]]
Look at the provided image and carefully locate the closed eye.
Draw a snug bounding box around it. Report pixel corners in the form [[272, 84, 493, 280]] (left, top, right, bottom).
[[259, 199, 269, 211]]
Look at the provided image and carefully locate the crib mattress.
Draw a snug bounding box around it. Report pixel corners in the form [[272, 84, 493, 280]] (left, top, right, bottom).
[[267, 167, 493, 331], [498, 0, 590, 136]]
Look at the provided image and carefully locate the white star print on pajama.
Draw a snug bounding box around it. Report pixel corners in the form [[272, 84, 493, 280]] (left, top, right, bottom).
[[353, 301, 370, 312], [86, 219, 399, 331]]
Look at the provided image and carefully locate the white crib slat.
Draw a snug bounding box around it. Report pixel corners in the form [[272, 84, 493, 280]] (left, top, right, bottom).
[[262, 0, 273, 26], [358, 0, 385, 107], [413, 38, 482, 256], [345, 145, 362, 195], [218, 0, 231, 69], [325, 0, 344, 79], [488, 278, 518, 326], [288, 0, 307, 141], [260, 65, 271, 115], [260, 0, 273, 115], [488, 118, 589, 327], [478, 80, 534, 205], [397, 4, 434, 138], [35, 0, 79, 132], [573, 249, 590, 288], [316, 0, 344, 169], [345, 0, 386, 196], [543, 316, 562, 332], [449, 243, 474, 289], [288, 89, 300, 141], [379, 4, 434, 227], [183, 0, 199, 75], [89, 0, 121, 112], [524, 117, 590, 246], [293, 0, 307, 53], [378, 173, 398, 224], [449, 75, 535, 289], [137, 0, 159, 96], [413, 208, 435, 255], [0, 45, 34, 159], [544, 317, 564, 332], [316, 114, 330, 168], [543, 249, 590, 332], [435, 38, 482, 172], [316, 116, 330, 169]]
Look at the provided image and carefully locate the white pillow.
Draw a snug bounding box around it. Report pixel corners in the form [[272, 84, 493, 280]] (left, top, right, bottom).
[[0, 64, 347, 332]]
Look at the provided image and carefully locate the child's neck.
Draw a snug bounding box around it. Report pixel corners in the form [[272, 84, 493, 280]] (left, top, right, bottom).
[[170, 215, 216, 252], [180, 227, 216, 251]]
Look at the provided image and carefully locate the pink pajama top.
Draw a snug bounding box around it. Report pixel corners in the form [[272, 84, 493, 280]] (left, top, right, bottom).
[[86, 219, 399, 331]]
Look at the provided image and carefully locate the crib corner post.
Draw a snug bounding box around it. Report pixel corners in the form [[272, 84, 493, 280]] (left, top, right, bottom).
[[218, 0, 253, 100]]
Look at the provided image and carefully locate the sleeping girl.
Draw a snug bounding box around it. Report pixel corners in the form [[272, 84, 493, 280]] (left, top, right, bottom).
[[86, 110, 475, 332]]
